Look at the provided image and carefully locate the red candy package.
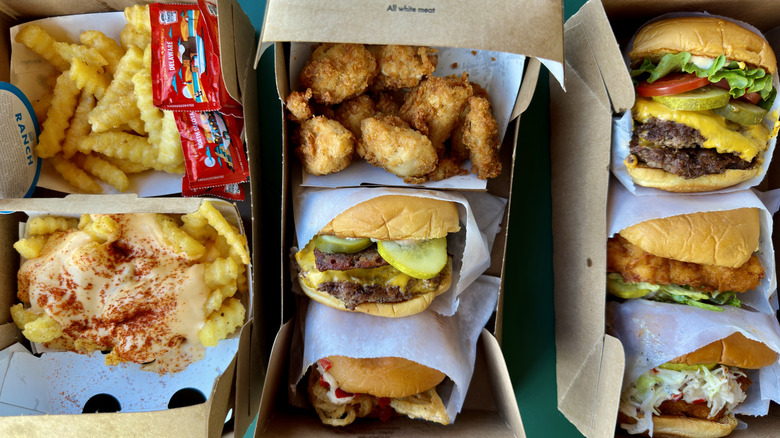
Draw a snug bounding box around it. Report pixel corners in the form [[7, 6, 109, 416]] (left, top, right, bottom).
[[150, 3, 222, 111], [176, 110, 249, 189]]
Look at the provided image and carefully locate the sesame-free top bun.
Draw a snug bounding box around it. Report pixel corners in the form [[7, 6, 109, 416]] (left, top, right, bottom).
[[318, 195, 460, 241], [618, 208, 760, 269], [629, 16, 777, 75], [650, 414, 738, 438], [669, 332, 778, 369], [624, 163, 763, 193], [326, 356, 446, 398]]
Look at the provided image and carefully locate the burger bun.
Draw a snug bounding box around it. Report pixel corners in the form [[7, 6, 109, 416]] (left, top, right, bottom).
[[669, 332, 778, 369], [326, 355, 446, 398]]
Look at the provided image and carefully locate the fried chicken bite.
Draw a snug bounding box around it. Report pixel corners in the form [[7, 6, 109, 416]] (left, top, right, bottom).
[[373, 89, 406, 116], [399, 73, 473, 154], [371, 45, 438, 90], [295, 116, 355, 175], [357, 115, 437, 183], [299, 43, 378, 105], [285, 88, 314, 123], [424, 154, 468, 182], [454, 96, 501, 179], [334, 94, 375, 138]]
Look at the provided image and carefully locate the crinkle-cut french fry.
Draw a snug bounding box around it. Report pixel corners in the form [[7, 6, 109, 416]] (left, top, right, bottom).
[[13, 234, 48, 259], [198, 297, 245, 347], [37, 72, 80, 159], [53, 41, 107, 69], [125, 5, 151, 34], [82, 215, 119, 243], [15, 25, 69, 71], [205, 257, 240, 289], [119, 26, 149, 50], [62, 92, 95, 159], [27, 216, 78, 235], [89, 46, 144, 132], [101, 155, 150, 174], [126, 116, 146, 135], [158, 110, 184, 165], [80, 153, 130, 192], [50, 154, 102, 194], [194, 201, 250, 265], [33, 71, 59, 125], [69, 59, 109, 100], [79, 30, 124, 76], [132, 45, 165, 147], [157, 214, 206, 260], [77, 131, 171, 171], [10, 304, 35, 328]]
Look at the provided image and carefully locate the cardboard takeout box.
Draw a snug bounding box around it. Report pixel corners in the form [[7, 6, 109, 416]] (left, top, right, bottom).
[[254, 0, 565, 434], [551, 1, 780, 436], [0, 1, 261, 437]]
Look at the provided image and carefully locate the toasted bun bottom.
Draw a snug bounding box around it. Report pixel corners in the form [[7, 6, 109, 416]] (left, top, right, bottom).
[[628, 16, 777, 74], [318, 195, 461, 241], [619, 412, 738, 438], [618, 206, 760, 268], [298, 257, 452, 318], [669, 332, 778, 369], [327, 356, 446, 398], [625, 161, 762, 193]]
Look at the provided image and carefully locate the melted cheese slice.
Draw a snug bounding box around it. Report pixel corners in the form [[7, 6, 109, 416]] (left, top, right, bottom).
[[633, 97, 770, 161]]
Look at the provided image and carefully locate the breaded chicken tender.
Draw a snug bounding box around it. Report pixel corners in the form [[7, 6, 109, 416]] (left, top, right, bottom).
[[357, 115, 437, 183], [295, 116, 355, 175], [299, 43, 378, 105], [456, 96, 501, 179], [286, 88, 314, 122], [371, 45, 438, 90], [399, 73, 473, 154], [334, 94, 375, 138]]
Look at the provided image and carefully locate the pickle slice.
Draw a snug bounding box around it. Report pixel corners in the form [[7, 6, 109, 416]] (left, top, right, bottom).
[[652, 85, 730, 111], [713, 100, 768, 125], [376, 237, 447, 280], [315, 235, 372, 254]]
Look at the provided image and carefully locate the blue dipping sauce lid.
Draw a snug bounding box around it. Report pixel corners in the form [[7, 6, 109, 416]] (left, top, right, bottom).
[[0, 81, 40, 200]]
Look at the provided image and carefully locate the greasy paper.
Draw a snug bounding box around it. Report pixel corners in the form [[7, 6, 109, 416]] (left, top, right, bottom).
[[289, 43, 525, 190], [607, 299, 780, 417], [610, 12, 780, 196], [292, 186, 494, 316], [292, 274, 500, 423], [607, 180, 778, 314], [9, 13, 183, 196]]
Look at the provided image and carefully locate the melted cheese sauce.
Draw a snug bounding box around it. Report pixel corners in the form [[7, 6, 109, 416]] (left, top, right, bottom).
[[18, 213, 210, 373], [633, 97, 770, 161]]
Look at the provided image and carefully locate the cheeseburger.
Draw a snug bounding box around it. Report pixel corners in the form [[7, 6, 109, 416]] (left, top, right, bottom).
[[607, 208, 764, 311], [618, 332, 777, 437], [294, 195, 460, 317], [626, 16, 777, 192], [308, 355, 449, 426]]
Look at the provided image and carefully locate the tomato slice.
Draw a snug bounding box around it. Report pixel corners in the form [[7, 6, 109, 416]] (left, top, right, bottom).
[[711, 79, 762, 104], [636, 73, 710, 97]]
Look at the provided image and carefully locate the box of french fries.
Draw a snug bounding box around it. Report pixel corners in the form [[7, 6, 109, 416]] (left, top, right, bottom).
[[0, 1, 260, 437], [255, 0, 563, 435]]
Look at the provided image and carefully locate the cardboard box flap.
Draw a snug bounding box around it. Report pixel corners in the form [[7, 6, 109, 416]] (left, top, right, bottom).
[[564, 0, 634, 113], [481, 328, 525, 437], [0, 194, 207, 214], [216, 0, 256, 103], [259, 0, 564, 87]]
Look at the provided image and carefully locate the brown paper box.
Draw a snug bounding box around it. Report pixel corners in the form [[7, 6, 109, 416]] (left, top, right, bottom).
[[254, 0, 564, 434], [552, 1, 780, 436], [0, 1, 260, 437]]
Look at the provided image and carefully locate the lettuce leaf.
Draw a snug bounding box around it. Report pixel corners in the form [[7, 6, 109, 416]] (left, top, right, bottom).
[[631, 52, 775, 101], [606, 273, 741, 311]]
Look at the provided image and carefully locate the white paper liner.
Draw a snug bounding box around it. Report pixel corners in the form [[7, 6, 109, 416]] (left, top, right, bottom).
[[9, 13, 184, 196], [288, 43, 525, 190], [606, 299, 780, 417], [290, 274, 500, 424], [610, 12, 780, 196], [607, 180, 779, 314], [292, 186, 500, 316]]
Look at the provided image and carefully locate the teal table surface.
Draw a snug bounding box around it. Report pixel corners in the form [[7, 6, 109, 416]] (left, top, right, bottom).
[[238, 0, 589, 436]]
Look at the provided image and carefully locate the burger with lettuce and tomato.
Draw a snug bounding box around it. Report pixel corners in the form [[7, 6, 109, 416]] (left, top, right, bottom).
[[626, 16, 778, 192]]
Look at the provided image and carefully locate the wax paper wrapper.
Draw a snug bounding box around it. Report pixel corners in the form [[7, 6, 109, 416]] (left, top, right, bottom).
[[9, 13, 184, 196], [607, 299, 780, 417], [610, 12, 780, 196], [292, 186, 499, 316], [289, 274, 500, 423], [607, 180, 779, 314], [288, 43, 524, 190]]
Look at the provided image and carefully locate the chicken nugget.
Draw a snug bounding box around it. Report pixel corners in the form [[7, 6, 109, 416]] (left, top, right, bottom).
[[299, 43, 377, 105], [371, 45, 438, 90], [334, 94, 375, 138], [295, 116, 355, 175], [357, 115, 437, 183], [286, 88, 314, 123], [399, 73, 472, 154], [373, 90, 406, 116], [457, 96, 501, 179]]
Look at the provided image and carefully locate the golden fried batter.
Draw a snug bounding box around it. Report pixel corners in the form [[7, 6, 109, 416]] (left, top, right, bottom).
[[285, 88, 314, 123], [607, 235, 764, 293], [299, 43, 378, 105], [371, 45, 438, 90], [357, 115, 437, 183], [399, 73, 473, 154], [295, 116, 355, 175], [334, 94, 375, 138], [456, 96, 501, 179], [424, 155, 468, 182]]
